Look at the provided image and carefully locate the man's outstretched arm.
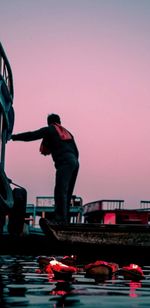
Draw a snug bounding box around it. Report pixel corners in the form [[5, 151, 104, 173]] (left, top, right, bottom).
[[11, 127, 48, 142]]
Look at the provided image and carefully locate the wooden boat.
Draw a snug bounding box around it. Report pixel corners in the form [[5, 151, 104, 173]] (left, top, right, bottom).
[[0, 42, 14, 214], [39, 218, 150, 247], [0, 219, 150, 265], [37, 218, 150, 265]]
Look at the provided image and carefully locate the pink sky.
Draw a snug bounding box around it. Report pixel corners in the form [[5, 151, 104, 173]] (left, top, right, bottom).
[[1, 0, 150, 208]]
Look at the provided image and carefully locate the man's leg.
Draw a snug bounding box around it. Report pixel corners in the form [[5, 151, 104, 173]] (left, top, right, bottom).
[[66, 162, 79, 222], [54, 165, 68, 223], [0, 213, 5, 234], [54, 159, 78, 223]]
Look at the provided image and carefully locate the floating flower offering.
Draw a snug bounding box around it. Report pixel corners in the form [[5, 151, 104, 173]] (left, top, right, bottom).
[[119, 263, 145, 281], [84, 260, 119, 281], [37, 256, 77, 280]]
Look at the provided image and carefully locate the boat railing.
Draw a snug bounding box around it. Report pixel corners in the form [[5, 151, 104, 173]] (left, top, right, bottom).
[[0, 42, 14, 99], [25, 195, 83, 226], [140, 200, 150, 209], [0, 43, 14, 217], [35, 195, 83, 207], [83, 199, 124, 214], [0, 42, 14, 168]]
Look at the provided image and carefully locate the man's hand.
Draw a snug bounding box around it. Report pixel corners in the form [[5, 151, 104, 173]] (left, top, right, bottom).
[[11, 134, 16, 140]]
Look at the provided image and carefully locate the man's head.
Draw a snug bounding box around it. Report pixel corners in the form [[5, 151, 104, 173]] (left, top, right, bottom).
[[47, 114, 61, 125]]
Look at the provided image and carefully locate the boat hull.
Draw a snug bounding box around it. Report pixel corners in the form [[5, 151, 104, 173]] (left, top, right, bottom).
[[39, 218, 150, 247], [1, 221, 150, 265]]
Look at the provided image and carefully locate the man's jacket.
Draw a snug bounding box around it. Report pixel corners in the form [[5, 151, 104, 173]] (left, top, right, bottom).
[[12, 123, 79, 167]]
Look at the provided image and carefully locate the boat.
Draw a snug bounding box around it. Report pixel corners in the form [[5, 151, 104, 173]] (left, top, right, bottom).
[[0, 43, 28, 235], [0, 42, 14, 215], [39, 217, 150, 247], [37, 217, 150, 264]]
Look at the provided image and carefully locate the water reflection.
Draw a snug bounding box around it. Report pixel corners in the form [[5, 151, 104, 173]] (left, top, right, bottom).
[[0, 273, 5, 307], [129, 281, 142, 298], [0, 256, 150, 307], [50, 281, 80, 307]]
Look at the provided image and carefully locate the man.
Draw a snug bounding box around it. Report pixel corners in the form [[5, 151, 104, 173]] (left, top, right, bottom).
[[11, 114, 79, 224]]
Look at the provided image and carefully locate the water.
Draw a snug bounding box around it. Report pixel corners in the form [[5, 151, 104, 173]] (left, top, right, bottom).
[[0, 255, 150, 307]]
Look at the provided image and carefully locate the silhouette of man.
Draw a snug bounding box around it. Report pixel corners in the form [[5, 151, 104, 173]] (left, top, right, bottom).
[[11, 114, 79, 224]]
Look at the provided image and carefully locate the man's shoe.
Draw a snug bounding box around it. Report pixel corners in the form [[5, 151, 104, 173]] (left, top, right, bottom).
[[39, 218, 60, 240]]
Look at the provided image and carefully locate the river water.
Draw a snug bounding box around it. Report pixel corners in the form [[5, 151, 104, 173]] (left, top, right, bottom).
[[0, 255, 150, 307]]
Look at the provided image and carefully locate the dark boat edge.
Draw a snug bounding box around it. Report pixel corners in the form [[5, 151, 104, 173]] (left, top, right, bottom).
[[0, 223, 150, 266]]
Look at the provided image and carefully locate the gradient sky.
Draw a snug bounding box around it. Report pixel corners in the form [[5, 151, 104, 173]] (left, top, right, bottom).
[[1, 0, 150, 208]]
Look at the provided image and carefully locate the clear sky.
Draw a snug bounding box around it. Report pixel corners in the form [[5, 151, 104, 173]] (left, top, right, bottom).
[[1, 0, 150, 208]]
